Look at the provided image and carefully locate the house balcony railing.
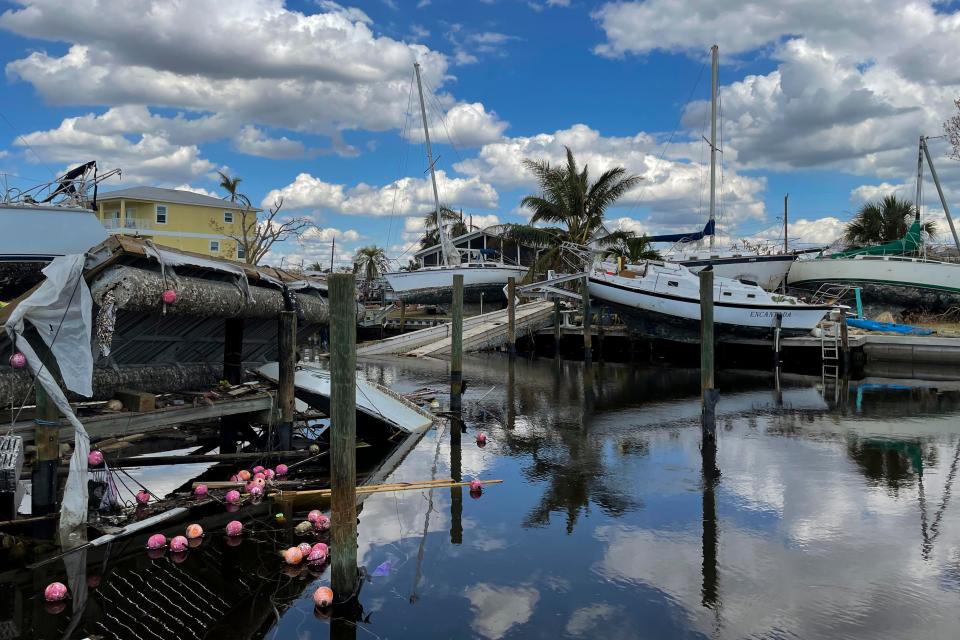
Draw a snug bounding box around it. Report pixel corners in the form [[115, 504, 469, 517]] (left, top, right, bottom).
[[103, 218, 154, 233]]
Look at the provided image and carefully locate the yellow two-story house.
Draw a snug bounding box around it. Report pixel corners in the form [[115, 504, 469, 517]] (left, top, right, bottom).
[[96, 186, 260, 260]]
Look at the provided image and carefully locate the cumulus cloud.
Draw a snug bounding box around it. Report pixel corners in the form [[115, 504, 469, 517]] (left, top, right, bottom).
[[405, 102, 509, 147], [233, 126, 307, 159], [263, 170, 499, 217], [456, 123, 766, 229]]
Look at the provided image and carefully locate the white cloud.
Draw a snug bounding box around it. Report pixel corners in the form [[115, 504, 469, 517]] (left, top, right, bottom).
[[264, 170, 499, 217], [464, 584, 539, 639], [456, 123, 766, 229], [173, 184, 219, 198], [753, 216, 847, 247], [233, 126, 307, 159], [406, 102, 509, 147], [300, 226, 361, 244]]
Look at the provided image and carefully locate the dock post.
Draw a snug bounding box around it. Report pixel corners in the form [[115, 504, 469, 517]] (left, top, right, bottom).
[[839, 313, 851, 372], [329, 273, 358, 602], [597, 307, 605, 361], [399, 301, 406, 334], [553, 298, 561, 355], [220, 318, 245, 454], [507, 277, 516, 356], [699, 268, 715, 399], [581, 278, 592, 364], [449, 412, 463, 545], [773, 313, 782, 369], [450, 275, 464, 412], [277, 311, 297, 451], [32, 341, 61, 516]]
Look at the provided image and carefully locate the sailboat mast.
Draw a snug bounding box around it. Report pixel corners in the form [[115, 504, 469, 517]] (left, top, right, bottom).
[[921, 136, 960, 253], [708, 45, 719, 250], [413, 62, 454, 266]]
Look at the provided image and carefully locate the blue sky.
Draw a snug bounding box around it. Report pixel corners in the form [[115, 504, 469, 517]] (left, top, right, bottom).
[[1, 0, 959, 267]]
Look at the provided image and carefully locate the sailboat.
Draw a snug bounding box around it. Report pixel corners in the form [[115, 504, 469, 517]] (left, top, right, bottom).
[[384, 63, 527, 304], [787, 136, 960, 314], [651, 46, 796, 291]]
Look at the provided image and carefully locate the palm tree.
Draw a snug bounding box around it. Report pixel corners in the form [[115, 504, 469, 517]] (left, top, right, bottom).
[[604, 235, 661, 263], [353, 245, 390, 299], [217, 171, 251, 208], [844, 195, 937, 245], [498, 146, 642, 277], [419, 206, 470, 250]]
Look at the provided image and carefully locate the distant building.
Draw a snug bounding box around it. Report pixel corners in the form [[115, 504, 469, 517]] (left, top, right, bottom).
[[413, 227, 538, 267], [96, 186, 259, 260]]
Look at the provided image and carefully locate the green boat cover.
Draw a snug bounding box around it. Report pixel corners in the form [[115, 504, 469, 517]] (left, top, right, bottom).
[[831, 220, 923, 258]]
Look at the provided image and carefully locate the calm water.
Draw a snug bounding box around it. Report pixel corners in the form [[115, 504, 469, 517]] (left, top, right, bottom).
[[14, 355, 960, 639]]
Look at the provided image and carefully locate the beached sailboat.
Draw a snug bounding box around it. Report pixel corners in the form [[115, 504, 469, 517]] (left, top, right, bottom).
[[383, 63, 527, 304], [587, 258, 832, 342], [788, 136, 960, 314], [651, 46, 796, 290]]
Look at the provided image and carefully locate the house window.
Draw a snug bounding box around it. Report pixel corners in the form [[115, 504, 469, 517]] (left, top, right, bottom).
[[667, 280, 679, 287], [224, 211, 234, 224], [236, 244, 245, 260], [209, 240, 220, 254], [156, 205, 167, 224]]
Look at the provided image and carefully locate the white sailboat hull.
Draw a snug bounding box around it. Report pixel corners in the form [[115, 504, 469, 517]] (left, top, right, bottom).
[[385, 265, 528, 304], [788, 256, 960, 312], [676, 254, 796, 290]]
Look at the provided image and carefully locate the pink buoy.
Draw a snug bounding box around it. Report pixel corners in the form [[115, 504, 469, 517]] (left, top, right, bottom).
[[170, 535, 189, 553], [194, 484, 208, 497], [9, 352, 27, 369], [238, 470, 251, 482], [275, 463, 289, 476], [225, 490, 241, 504], [87, 450, 104, 467], [225, 520, 243, 536], [186, 523, 204, 539], [44, 582, 68, 602], [298, 542, 313, 556], [476, 432, 488, 446], [229, 474, 239, 482], [161, 289, 177, 305], [308, 542, 329, 564], [307, 509, 322, 524], [313, 586, 334, 608], [284, 546, 303, 565], [253, 472, 265, 481], [249, 486, 263, 497], [252, 465, 265, 474], [264, 468, 275, 480], [470, 479, 483, 492], [136, 490, 150, 505], [244, 482, 256, 494], [146, 533, 166, 550], [313, 514, 330, 532]]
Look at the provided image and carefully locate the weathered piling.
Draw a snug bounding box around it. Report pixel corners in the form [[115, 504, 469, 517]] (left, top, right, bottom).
[[450, 275, 464, 412], [553, 298, 562, 355], [581, 279, 592, 363], [221, 318, 245, 454], [32, 340, 61, 515], [699, 268, 718, 435], [507, 277, 516, 356], [700, 412, 720, 607], [839, 313, 851, 372], [329, 273, 358, 601], [399, 301, 406, 333], [277, 311, 296, 451], [449, 412, 463, 545]]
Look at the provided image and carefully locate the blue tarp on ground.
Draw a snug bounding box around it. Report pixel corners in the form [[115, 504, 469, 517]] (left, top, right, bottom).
[[846, 318, 934, 335]]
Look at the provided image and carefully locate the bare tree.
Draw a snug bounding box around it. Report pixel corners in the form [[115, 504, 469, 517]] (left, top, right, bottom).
[[947, 98, 960, 160], [211, 197, 312, 265]]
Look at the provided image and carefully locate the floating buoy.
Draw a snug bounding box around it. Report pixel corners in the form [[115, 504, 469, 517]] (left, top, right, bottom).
[[298, 542, 313, 556], [249, 486, 263, 497], [237, 470, 251, 482], [170, 536, 188, 553], [170, 551, 189, 564], [136, 490, 150, 505], [225, 520, 243, 537], [307, 509, 322, 524], [308, 542, 329, 564], [275, 463, 289, 476], [186, 524, 203, 539], [194, 484, 208, 497], [161, 289, 177, 305], [87, 450, 104, 467], [470, 479, 483, 492], [284, 546, 303, 565], [229, 474, 239, 482], [476, 432, 487, 446], [294, 521, 313, 536], [313, 514, 331, 532], [9, 352, 27, 369], [252, 465, 265, 475], [146, 534, 166, 550], [313, 586, 334, 608], [253, 472, 265, 481], [225, 490, 241, 504], [253, 476, 266, 488], [264, 468, 276, 480], [44, 582, 68, 602]]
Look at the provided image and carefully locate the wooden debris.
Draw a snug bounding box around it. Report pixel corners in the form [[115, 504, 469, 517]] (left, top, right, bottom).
[[275, 478, 503, 499], [115, 388, 157, 413]]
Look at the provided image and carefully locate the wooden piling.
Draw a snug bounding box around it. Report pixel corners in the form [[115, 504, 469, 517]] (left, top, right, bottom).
[[839, 313, 851, 372], [220, 318, 245, 454], [507, 277, 516, 356], [581, 278, 592, 363], [450, 274, 464, 411], [449, 413, 463, 545], [699, 268, 715, 399], [31, 340, 61, 516], [399, 301, 406, 334], [277, 311, 297, 451], [329, 273, 358, 601], [553, 298, 561, 355], [773, 312, 782, 368]]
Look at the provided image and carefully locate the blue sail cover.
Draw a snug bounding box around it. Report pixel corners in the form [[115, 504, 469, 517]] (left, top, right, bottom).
[[646, 219, 715, 243]]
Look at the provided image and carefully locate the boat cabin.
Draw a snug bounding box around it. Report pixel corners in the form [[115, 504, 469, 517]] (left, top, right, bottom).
[[414, 228, 538, 268]]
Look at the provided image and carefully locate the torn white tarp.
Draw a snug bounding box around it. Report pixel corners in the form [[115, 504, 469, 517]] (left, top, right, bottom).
[[143, 241, 252, 301], [5, 254, 94, 532]]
